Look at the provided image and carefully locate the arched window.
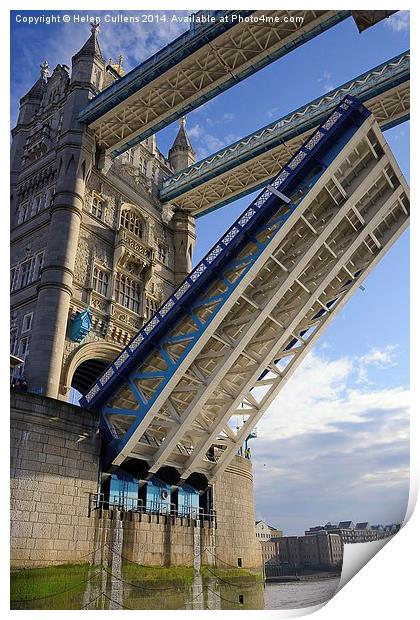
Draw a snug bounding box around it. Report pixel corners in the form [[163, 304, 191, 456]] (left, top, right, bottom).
[[145, 297, 158, 321], [92, 266, 109, 296], [120, 209, 144, 238], [91, 193, 104, 220], [115, 273, 141, 313], [139, 158, 147, 175]]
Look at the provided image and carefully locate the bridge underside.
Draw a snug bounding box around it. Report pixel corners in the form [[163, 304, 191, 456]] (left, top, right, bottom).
[[80, 10, 395, 155], [161, 52, 410, 216], [351, 10, 396, 33], [82, 99, 409, 484]]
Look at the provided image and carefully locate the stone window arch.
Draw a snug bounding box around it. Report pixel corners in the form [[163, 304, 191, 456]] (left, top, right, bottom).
[[90, 191, 105, 220], [145, 296, 159, 321], [115, 272, 141, 313], [92, 265, 109, 297], [120, 205, 145, 238]]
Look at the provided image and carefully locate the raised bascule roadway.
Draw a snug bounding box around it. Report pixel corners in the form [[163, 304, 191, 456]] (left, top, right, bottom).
[[81, 98, 410, 485]]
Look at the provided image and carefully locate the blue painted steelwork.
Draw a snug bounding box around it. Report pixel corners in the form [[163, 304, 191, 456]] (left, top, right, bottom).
[[177, 483, 200, 517], [70, 308, 92, 343], [161, 51, 409, 212], [79, 11, 351, 156], [142, 477, 172, 513], [109, 469, 139, 506], [80, 97, 371, 470]]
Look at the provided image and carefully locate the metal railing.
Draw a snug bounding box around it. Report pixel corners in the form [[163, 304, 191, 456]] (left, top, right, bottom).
[[88, 493, 216, 523]]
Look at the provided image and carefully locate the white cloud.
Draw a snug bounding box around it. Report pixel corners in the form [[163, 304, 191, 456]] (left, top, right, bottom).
[[257, 348, 408, 440], [318, 70, 334, 93], [385, 11, 410, 32], [252, 346, 409, 533], [265, 106, 280, 120], [356, 344, 398, 384], [186, 122, 240, 160]]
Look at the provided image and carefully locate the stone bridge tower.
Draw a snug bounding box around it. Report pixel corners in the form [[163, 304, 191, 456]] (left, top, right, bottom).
[[10, 25, 262, 576], [10, 24, 197, 401]]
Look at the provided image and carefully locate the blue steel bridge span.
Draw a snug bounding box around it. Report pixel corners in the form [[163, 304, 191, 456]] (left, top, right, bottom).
[[81, 98, 409, 485]]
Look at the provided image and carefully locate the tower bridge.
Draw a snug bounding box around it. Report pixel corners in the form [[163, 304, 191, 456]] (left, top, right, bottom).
[[81, 98, 410, 484], [161, 51, 410, 216], [10, 14, 409, 574], [79, 10, 394, 156]]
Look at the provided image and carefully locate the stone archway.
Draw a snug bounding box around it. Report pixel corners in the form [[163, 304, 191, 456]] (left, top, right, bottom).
[[61, 341, 122, 402]]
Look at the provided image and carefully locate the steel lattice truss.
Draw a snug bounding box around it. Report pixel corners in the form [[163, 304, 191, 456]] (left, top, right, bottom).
[[81, 99, 409, 483], [83, 10, 351, 154], [161, 52, 410, 216], [351, 10, 396, 33]]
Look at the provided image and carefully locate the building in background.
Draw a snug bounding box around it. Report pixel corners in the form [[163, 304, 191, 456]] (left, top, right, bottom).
[[276, 532, 343, 570], [305, 521, 401, 543], [261, 540, 277, 564], [268, 525, 283, 538], [255, 520, 282, 540]]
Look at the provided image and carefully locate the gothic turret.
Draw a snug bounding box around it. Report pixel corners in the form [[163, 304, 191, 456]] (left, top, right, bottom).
[[10, 62, 50, 212], [71, 21, 105, 92], [104, 54, 125, 88], [168, 116, 196, 172], [16, 61, 48, 124]]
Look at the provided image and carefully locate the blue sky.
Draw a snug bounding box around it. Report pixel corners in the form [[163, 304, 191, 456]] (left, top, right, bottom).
[[10, 10, 410, 534]]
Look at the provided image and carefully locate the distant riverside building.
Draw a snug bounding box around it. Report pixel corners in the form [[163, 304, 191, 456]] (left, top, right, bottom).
[[256, 520, 283, 564], [269, 525, 283, 538], [255, 520, 283, 540], [261, 540, 277, 564], [305, 521, 401, 543], [277, 532, 343, 569]]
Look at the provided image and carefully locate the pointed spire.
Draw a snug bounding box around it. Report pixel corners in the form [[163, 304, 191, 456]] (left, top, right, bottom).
[[90, 20, 100, 36], [168, 116, 196, 172], [109, 53, 125, 77], [72, 20, 104, 64], [21, 61, 48, 102], [170, 116, 195, 153]]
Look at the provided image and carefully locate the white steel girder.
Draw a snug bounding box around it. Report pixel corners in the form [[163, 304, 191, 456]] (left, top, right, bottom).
[[88, 10, 342, 152], [167, 81, 410, 215], [88, 112, 409, 479]]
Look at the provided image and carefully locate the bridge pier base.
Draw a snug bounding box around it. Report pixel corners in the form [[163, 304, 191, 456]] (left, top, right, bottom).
[[10, 392, 262, 573]]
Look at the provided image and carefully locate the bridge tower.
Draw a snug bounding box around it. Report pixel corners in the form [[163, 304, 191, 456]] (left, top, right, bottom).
[[168, 117, 197, 285], [10, 25, 194, 401]]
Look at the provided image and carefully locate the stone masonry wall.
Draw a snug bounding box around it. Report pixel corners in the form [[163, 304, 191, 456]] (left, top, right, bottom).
[[10, 391, 100, 568], [90, 510, 216, 568], [213, 456, 262, 572]]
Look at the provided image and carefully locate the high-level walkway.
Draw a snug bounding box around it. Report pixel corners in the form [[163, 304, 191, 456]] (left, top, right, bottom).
[[79, 10, 394, 155], [161, 51, 410, 216], [81, 98, 410, 483]]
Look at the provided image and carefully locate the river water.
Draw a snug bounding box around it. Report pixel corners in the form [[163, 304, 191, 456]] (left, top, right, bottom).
[[264, 577, 341, 609], [12, 568, 340, 610]]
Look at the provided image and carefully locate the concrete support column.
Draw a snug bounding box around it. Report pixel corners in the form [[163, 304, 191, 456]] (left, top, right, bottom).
[[26, 145, 92, 398], [172, 209, 196, 285]]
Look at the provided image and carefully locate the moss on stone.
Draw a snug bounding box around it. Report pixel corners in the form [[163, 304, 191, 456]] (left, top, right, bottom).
[[11, 562, 91, 603], [121, 562, 195, 585], [200, 564, 262, 582]]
